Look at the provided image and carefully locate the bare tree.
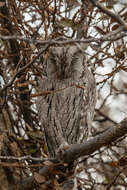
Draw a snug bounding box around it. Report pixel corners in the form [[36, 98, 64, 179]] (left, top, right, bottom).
[[0, 0, 127, 189]]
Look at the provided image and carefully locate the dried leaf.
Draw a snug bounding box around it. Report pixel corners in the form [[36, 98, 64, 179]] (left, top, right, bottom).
[[0, 167, 8, 190], [114, 47, 125, 59], [0, 134, 4, 154], [65, 0, 80, 9], [106, 0, 114, 9], [54, 178, 62, 190], [0, 2, 5, 7], [10, 142, 21, 156], [57, 18, 80, 30], [123, 83, 127, 88], [111, 24, 119, 31], [109, 161, 119, 167], [94, 26, 106, 35], [43, 160, 53, 166], [119, 156, 127, 166], [15, 80, 34, 87], [34, 172, 46, 183]]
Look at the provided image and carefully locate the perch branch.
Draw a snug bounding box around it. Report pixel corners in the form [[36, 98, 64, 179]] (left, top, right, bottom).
[[63, 118, 127, 162], [15, 117, 127, 188]]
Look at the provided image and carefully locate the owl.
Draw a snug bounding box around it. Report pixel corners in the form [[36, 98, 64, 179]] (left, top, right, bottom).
[[37, 45, 96, 157]]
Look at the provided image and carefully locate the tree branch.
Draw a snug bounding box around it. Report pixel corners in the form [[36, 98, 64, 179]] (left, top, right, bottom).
[[90, 0, 127, 30], [0, 45, 49, 96], [63, 118, 127, 162], [15, 117, 127, 188], [0, 29, 126, 46]]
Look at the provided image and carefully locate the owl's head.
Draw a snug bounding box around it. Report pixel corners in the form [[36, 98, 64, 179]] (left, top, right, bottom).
[[46, 46, 85, 80]]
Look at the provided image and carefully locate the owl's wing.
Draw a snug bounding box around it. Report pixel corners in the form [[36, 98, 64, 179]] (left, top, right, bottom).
[[80, 66, 96, 141], [37, 78, 86, 157]]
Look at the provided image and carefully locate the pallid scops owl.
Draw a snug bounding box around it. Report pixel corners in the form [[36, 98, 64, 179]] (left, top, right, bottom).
[[37, 45, 96, 157]]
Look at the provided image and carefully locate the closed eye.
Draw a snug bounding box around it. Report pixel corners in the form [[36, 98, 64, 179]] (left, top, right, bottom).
[[72, 57, 78, 64], [50, 57, 56, 65]]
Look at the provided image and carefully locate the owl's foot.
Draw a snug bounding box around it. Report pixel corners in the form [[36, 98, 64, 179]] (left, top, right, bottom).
[[56, 141, 69, 156]]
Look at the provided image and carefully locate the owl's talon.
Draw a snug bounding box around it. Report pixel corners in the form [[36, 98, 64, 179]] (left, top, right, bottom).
[[57, 141, 69, 155]]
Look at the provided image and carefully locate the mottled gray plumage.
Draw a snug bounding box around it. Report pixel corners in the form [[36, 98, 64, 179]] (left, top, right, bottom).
[[37, 46, 96, 157]]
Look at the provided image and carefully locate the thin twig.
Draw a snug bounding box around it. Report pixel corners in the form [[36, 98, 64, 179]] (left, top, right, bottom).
[[0, 45, 50, 96], [91, 0, 127, 30]]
